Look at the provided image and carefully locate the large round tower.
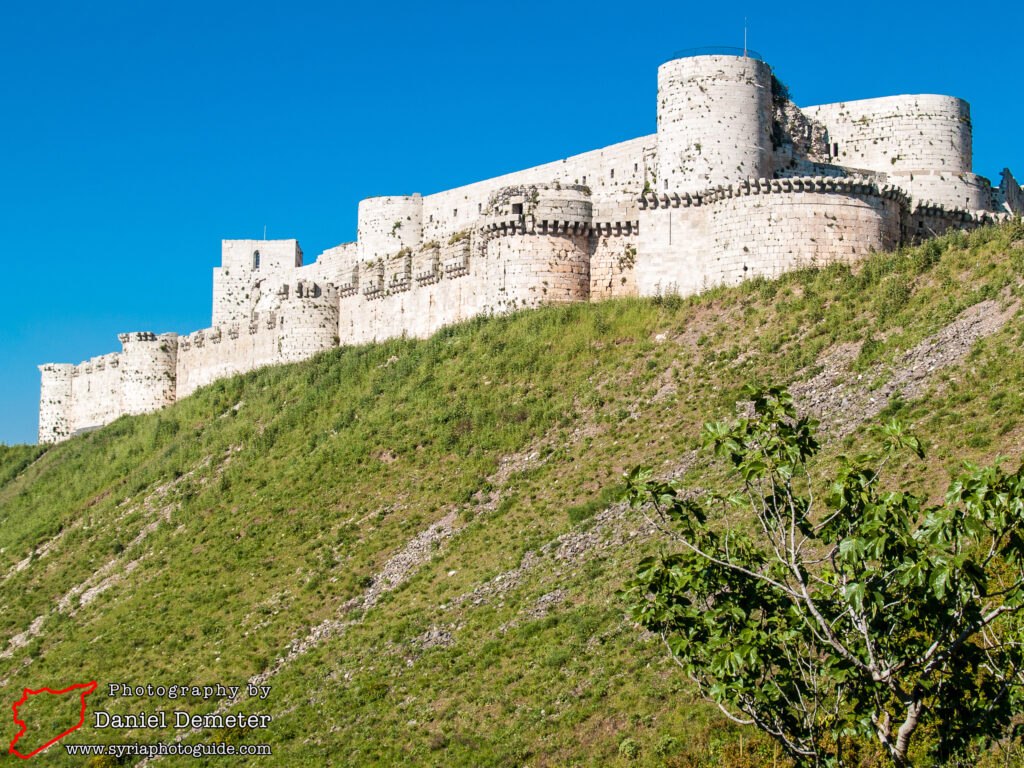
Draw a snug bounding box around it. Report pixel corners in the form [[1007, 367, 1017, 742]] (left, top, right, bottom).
[[656, 51, 774, 193]]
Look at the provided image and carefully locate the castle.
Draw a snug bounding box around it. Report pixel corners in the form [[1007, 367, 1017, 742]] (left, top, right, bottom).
[[38, 49, 1023, 443]]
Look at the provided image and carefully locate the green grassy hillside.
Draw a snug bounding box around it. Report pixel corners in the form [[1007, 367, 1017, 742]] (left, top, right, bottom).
[[2, 222, 1024, 767]]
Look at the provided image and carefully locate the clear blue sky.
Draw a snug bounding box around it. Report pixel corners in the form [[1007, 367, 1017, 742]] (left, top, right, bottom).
[[1, 0, 1021, 445]]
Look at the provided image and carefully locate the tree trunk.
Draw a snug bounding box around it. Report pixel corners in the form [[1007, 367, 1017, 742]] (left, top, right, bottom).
[[891, 700, 923, 767]]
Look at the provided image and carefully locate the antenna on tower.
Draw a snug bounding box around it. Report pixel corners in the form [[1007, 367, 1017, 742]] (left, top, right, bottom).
[[263, 225, 267, 241], [744, 17, 748, 57]]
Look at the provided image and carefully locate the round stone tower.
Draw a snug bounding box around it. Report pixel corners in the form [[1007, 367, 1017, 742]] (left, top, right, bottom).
[[276, 281, 340, 363], [38, 363, 75, 443], [357, 194, 424, 262], [656, 52, 774, 193], [483, 185, 592, 307], [118, 332, 178, 416]]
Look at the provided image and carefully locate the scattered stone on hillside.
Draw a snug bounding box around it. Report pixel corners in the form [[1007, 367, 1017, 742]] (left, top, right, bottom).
[[528, 589, 568, 618], [413, 626, 455, 649], [77, 556, 144, 609], [651, 364, 680, 402], [489, 449, 547, 487], [372, 449, 398, 463], [4, 525, 69, 578], [0, 616, 45, 659], [359, 511, 458, 611], [451, 501, 658, 619], [0, 657, 33, 690], [0, 449, 218, 589], [791, 295, 1021, 436], [897, 296, 1020, 400], [242, 591, 293, 633]]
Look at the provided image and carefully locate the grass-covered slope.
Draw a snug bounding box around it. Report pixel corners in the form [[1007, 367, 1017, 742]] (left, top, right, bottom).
[[2, 223, 1024, 767]]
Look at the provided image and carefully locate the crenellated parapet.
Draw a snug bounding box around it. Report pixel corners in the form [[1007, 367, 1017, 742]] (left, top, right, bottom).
[[176, 279, 339, 396], [910, 202, 1010, 223], [337, 263, 359, 297], [907, 201, 1012, 243], [414, 243, 442, 286], [638, 175, 911, 210], [482, 184, 593, 236], [441, 237, 471, 279], [357, 235, 475, 300]]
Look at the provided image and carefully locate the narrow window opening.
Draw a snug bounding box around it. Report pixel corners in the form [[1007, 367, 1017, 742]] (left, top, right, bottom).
[[478, 203, 482, 213], [634, 163, 638, 172], [512, 203, 523, 215], [610, 168, 615, 179], [833, 142, 839, 157], [664, 179, 668, 190], [429, 214, 433, 222], [453, 208, 457, 217], [582, 176, 586, 184], [253, 250, 260, 270]]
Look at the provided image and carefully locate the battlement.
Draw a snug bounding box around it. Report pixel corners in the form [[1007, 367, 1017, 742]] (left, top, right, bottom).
[[37, 52, 1022, 443], [481, 184, 594, 236], [638, 175, 911, 209], [39, 363, 75, 375]]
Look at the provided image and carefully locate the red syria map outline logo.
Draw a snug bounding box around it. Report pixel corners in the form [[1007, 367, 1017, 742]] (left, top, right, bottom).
[[8, 680, 98, 758]]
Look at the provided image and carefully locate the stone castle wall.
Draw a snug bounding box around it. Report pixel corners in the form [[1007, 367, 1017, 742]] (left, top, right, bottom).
[[635, 177, 905, 296], [120, 332, 178, 416], [69, 353, 122, 431], [419, 135, 653, 245], [802, 95, 972, 173], [177, 281, 337, 398], [40, 333, 179, 440], [38, 52, 1021, 443], [996, 169, 1024, 215]]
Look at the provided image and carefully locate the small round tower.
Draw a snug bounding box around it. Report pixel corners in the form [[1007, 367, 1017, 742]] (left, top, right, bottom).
[[276, 281, 340, 363], [357, 194, 424, 262], [38, 363, 75, 443], [656, 51, 774, 192], [483, 185, 592, 307], [118, 332, 178, 416]]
